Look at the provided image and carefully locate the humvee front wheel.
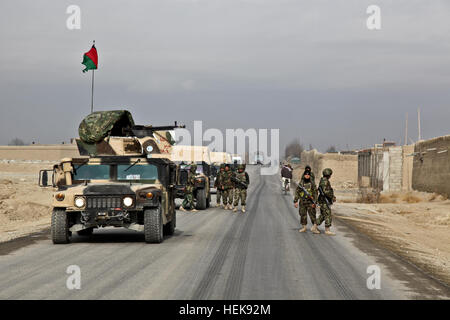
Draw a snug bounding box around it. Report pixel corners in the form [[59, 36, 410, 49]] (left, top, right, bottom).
[[144, 207, 163, 243], [51, 208, 70, 244]]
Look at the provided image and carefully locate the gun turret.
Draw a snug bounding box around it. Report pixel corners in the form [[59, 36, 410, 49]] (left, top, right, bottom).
[[76, 110, 185, 157]]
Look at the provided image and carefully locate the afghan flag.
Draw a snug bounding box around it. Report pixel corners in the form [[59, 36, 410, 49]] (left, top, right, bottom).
[[81, 45, 98, 73]]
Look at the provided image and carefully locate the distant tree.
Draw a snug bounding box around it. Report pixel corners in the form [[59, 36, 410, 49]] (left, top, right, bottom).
[[285, 139, 304, 159], [308, 144, 314, 151], [8, 138, 26, 146], [326, 145, 338, 153]]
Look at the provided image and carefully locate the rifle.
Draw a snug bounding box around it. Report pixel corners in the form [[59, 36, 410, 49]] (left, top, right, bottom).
[[297, 184, 317, 206], [231, 175, 248, 189], [318, 186, 332, 207]]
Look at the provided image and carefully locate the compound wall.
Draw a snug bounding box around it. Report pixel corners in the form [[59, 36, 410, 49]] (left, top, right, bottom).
[[412, 135, 450, 198], [299, 150, 358, 188], [0, 145, 80, 161]]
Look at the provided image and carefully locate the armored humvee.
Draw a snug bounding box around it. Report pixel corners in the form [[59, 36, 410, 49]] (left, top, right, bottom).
[[39, 110, 184, 244], [174, 161, 211, 209]]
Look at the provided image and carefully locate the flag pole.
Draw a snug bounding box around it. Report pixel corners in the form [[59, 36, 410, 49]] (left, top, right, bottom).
[[91, 69, 94, 113], [91, 40, 95, 113]]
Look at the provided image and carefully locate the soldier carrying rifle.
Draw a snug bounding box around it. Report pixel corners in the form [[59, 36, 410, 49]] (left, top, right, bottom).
[[294, 171, 320, 234], [317, 168, 337, 235], [232, 164, 249, 213]]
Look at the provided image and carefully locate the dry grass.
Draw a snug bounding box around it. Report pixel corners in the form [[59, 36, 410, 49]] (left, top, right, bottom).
[[402, 193, 422, 203], [355, 189, 444, 204]]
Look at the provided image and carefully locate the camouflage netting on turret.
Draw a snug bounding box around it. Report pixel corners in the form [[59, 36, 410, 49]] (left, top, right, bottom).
[[78, 110, 135, 144]]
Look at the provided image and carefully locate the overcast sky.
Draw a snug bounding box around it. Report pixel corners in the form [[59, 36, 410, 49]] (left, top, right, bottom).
[[0, 0, 449, 153]]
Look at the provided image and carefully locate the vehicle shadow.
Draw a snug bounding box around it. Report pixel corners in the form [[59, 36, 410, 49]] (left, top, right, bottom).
[[70, 228, 184, 244]]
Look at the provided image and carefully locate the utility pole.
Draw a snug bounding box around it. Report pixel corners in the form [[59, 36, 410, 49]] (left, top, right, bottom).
[[404, 112, 408, 145], [417, 108, 421, 141]]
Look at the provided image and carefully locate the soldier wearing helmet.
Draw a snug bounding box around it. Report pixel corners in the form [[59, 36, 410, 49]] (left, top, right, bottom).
[[317, 168, 336, 235], [294, 170, 319, 234], [233, 164, 250, 213], [222, 164, 234, 210], [180, 163, 199, 212], [214, 163, 226, 208]]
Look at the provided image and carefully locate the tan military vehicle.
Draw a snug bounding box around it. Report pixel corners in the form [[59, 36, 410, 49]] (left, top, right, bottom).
[[39, 110, 183, 244], [170, 145, 212, 209]]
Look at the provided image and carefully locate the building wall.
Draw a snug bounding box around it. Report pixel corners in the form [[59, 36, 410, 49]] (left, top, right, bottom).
[[0, 145, 80, 161], [402, 145, 414, 191], [412, 135, 450, 197], [299, 150, 358, 187], [357, 145, 413, 192]]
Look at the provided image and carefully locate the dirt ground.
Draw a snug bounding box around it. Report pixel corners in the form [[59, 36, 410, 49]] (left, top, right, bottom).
[[0, 160, 54, 242], [292, 165, 450, 286]]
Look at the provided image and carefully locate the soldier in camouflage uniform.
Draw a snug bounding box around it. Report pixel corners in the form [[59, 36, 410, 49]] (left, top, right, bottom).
[[294, 171, 320, 234], [222, 164, 234, 210], [317, 168, 336, 235], [233, 164, 250, 213], [214, 163, 226, 207], [179, 163, 199, 212]]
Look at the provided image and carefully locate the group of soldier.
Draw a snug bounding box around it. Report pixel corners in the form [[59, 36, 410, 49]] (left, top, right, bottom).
[[214, 163, 250, 213], [293, 165, 336, 235], [179, 160, 335, 235], [179, 162, 250, 213]]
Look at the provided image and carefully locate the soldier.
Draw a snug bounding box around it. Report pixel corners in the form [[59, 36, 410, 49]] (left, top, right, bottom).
[[294, 171, 320, 234], [214, 163, 226, 207], [233, 164, 250, 213], [179, 163, 199, 212], [317, 168, 337, 235], [222, 164, 234, 210]]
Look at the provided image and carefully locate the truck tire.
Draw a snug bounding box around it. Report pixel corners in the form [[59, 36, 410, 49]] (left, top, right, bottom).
[[77, 228, 93, 236], [144, 207, 163, 243], [164, 211, 176, 236], [51, 208, 70, 244], [196, 188, 207, 210]]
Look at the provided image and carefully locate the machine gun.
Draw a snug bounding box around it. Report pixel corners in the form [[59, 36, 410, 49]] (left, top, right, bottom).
[[297, 184, 317, 206], [231, 175, 248, 189], [123, 121, 186, 138], [318, 186, 332, 207]]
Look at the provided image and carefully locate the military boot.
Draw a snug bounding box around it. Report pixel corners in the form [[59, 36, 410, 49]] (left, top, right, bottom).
[[325, 227, 335, 236], [191, 208, 198, 213], [179, 206, 187, 212], [216, 203, 220, 207], [311, 224, 320, 234], [233, 207, 238, 212], [241, 206, 246, 213], [299, 225, 307, 233]]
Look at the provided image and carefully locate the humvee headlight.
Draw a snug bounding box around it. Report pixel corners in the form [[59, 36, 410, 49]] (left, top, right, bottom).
[[146, 192, 153, 199], [123, 196, 134, 207], [196, 178, 203, 183], [55, 193, 65, 201], [74, 197, 86, 208]]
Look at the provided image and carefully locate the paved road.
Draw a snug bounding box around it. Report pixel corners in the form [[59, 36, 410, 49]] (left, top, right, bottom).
[[0, 166, 449, 299]]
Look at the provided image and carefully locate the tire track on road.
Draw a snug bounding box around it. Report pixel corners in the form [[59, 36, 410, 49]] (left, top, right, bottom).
[[279, 186, 357, 300], [191, 169, 263, 299], [223, 176, 266, 299]]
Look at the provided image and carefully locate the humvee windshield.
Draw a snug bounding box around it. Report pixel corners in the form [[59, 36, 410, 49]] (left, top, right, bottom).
[[117, 164, 158, 181], [74, 164, 110, 180], [73, 163, 159, 181]]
